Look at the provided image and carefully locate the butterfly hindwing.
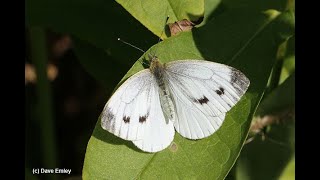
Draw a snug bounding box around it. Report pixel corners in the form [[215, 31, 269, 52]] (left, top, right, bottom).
[[132, 89, 175, 152]]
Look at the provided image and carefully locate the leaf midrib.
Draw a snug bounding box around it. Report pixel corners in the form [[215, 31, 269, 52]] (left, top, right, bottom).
[[135, 153, 157, 178]]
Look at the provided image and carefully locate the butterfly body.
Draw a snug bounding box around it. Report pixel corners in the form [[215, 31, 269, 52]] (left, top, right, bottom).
[[101, 58, 250, 152]]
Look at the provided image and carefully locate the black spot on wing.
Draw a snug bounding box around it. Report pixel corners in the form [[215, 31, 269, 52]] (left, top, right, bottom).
[[123, 116, 130, 123], [193, 96, 209, 105], [215, 90, 222, 95], [220, 87, 225, 94], [215, 87, 225, 96], [139, 115, 147, 123]]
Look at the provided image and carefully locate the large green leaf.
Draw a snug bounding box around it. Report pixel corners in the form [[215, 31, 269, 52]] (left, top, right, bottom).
[[82, 9, 294, 179]]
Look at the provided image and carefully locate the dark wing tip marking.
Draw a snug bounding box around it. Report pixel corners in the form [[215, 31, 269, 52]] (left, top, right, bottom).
[[139, 115, 147, 123], [103, 107, 114, 120], [193, 96, 209, 105], [231, 69, 250, 95], [123, 116, 130, 123], [101, 107, 116, 132]]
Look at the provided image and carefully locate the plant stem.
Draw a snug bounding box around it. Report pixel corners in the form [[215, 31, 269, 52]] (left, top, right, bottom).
[[265, 41, 287, 95], [29, 27, 58, 180]]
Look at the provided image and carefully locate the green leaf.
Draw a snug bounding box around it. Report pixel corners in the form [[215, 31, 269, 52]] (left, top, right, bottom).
[[115, 0, 205, 37], [82, 9, 294, 179]]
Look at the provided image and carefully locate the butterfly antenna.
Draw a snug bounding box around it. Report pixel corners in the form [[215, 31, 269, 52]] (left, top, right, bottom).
[[117, 38, 149, 66], [117, 38, 146, 53]]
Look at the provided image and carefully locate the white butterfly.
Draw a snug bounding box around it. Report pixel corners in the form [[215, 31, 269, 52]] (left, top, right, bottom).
[[101, 56, 250, 153]]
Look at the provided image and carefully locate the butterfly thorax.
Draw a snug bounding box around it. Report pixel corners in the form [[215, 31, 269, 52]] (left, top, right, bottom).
[[150, 57, 176, 122], [149, 57, 164, 81]]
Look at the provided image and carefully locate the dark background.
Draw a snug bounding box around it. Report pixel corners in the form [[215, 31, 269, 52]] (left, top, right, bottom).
[[25, 31, 108, 179]]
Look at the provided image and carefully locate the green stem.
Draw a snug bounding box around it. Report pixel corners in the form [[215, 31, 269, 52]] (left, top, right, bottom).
[[268, 58, 284, 93], [29, 27, 58, 180]]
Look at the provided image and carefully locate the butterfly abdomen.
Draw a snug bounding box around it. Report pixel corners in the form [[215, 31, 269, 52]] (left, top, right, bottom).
[[150, 58, 176, 122], [158, 82, 176, 122]]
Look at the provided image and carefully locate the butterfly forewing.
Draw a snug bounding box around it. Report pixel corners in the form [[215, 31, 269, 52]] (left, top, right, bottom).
[[164, 60, 250, 139], [101, 69, 175, 152], [101, 70, 153, 141]]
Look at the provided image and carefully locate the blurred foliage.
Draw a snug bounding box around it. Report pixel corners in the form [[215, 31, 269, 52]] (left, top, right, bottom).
[[229, 73, 295, 180], [26, 0, 294, 179]]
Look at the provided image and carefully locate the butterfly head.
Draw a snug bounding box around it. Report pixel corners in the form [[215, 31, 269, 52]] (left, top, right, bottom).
[[148, 53, 158, 63], [148, 54, 164, 74]]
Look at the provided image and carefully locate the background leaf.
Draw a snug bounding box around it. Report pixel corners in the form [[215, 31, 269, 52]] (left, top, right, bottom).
[[221, 0, 289, 11], [115, 0, 205, 37]]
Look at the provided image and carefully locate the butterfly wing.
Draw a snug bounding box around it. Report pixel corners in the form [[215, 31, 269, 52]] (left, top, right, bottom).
[[132, 91, 175, 152], [101, 69, 174, 152], [165, 60, 250, 139]]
